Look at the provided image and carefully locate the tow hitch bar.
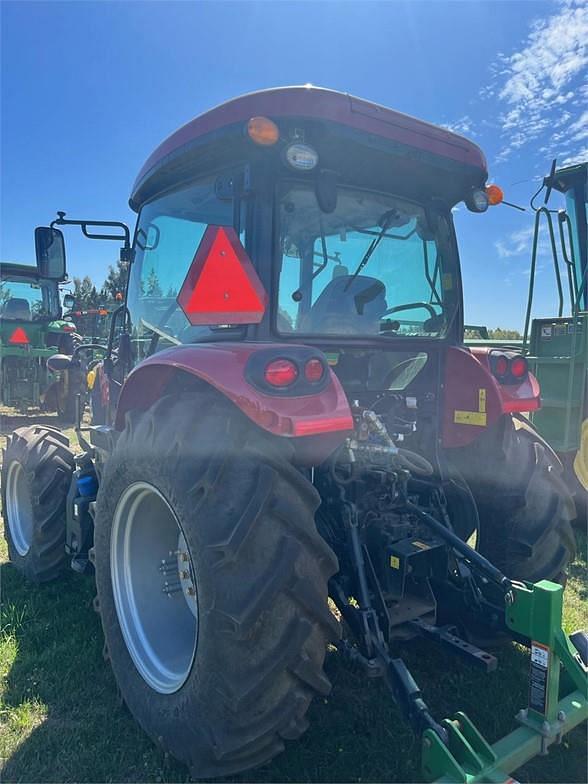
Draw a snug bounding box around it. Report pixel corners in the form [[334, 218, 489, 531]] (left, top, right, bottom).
[[422, 580, 588, 782]]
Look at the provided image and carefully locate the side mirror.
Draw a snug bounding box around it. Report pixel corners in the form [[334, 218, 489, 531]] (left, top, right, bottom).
[[35, 227, 66, 280], [47, 353, 74, 372], [63, 293, 76, 310]]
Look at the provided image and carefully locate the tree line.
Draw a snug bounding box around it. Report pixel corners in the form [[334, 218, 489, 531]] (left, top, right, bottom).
[[71, 259, 128, 309], [71, 263, 177, 309]]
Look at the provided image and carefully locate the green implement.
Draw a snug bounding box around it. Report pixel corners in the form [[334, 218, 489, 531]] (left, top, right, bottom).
[[423, 580, 588, 783]]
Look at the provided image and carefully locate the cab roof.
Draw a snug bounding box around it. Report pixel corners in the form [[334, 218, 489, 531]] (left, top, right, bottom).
[[1, 263, 41, 281], [131, 85, 487, 209]]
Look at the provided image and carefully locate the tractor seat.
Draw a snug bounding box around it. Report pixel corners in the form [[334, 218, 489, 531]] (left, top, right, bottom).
[[1, 297, 32, 321], [303, 275, 387, 334]]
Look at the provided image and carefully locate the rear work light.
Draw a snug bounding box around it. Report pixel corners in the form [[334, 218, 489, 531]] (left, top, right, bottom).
[[285, 143, 319, 171], [264, 359, 298, 387], [466, 188, 489, 213], [490, 351, 529, 384]]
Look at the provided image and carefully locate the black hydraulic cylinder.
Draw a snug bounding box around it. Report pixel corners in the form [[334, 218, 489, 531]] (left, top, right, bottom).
[[405, 501, 511, 589]]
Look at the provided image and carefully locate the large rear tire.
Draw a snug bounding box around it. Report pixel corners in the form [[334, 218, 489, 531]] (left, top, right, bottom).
[[1, 426, 75, 582], [456, 416, 576, 582], [93, 393, 340, 778]]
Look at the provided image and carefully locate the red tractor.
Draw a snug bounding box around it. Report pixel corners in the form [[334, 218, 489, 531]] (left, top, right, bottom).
[[3, 87, 584, 781]]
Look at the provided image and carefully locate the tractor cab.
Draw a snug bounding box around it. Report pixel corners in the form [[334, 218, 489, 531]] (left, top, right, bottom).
[[115, 87, 517, 444], [1, 263, 61, 327], [126, 87, 488, 363]]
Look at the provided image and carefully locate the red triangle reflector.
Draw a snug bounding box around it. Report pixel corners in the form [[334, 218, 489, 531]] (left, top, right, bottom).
[[8, 327, 30, 345], [177, 226, 267, 325]]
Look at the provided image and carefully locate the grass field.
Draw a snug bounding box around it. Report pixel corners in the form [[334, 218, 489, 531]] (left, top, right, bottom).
[[0, 416, 586, 783]]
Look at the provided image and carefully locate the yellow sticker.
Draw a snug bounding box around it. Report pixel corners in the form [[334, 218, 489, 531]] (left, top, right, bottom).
[[390, 555, 400, 569], [454, 410, 487, 426], [442, 273, 453, 290], [412, 540, 430, 550], [454, 388, 488, 426]]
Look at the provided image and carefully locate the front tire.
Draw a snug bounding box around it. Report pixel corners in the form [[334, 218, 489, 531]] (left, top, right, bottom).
[[1, 426, 75, 582], [93, 393, 340, 778]]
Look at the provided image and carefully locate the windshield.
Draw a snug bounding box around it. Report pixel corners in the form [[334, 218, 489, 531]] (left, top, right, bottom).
[[0, 277, 59, 321], [277, 184, 458, 338], [129, 176, 246, 358]]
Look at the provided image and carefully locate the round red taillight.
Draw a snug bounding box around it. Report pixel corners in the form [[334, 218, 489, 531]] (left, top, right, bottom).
[[264, 359, 298, 387], [510, 356, 528, 379], [494, 355, 509, 376], [304, 358, 324, 383]]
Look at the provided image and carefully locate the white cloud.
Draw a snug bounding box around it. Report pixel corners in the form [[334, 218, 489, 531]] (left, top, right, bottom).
[[441, 115, 477, 137], [561, 144, 588, 165], [567, 110, 588, 141], [488, 0, 588, 165], [494, 224, 551, 259]]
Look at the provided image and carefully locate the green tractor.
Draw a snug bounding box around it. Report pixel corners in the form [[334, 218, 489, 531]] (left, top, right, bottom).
[[0, 250, 81, 418], [2, 88, 586, 781], [468, 161, 587, 515], [522, 161, 587, 512]]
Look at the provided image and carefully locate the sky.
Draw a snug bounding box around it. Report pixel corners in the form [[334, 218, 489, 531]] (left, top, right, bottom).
[[1, 0, 586, 330]]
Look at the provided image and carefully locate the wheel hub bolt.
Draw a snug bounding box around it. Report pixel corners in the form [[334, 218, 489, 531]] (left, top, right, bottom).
[[162, 580, 182, 596]]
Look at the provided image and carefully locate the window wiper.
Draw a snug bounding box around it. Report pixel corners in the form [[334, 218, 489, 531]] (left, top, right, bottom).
[[344, 210, 397, 291]]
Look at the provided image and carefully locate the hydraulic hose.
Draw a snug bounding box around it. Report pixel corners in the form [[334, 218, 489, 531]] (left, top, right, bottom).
[[395, 448, 434, 476], [360, 410, 434, 475]]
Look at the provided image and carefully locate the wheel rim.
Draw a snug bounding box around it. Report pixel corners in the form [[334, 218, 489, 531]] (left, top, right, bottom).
[[5, 461, 34, 557], [110, 482, 199, 694]]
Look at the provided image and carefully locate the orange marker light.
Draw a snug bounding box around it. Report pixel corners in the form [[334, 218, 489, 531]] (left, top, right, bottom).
[[247, 116, 279, 146], [486, 184, 504, 206]]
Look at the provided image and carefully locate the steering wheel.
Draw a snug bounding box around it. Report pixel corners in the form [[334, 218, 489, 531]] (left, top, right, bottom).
[[383, 301, 438, 319], [383, 353, 428, 390]]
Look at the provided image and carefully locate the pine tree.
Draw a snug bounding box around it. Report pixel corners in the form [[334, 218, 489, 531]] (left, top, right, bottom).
[[72, 276, 102, 309], [145, 268, 162, 297], [101, 259, 128, 302]]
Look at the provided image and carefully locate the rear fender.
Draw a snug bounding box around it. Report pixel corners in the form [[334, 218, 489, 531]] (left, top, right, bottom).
[[115, 343, 353, 462], [443, 346, 540, 448]]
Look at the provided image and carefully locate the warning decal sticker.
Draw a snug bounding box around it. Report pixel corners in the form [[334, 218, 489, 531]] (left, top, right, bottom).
[[454, 388, 488, 427], [529, 642, 550, 715]]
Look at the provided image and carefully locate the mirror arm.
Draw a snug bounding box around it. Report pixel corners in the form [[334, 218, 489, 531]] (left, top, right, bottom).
[[51, 211, 131, 249]]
